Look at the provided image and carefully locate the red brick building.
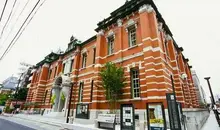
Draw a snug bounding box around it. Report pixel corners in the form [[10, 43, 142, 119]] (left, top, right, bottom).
[[26, 0, 198, 124]]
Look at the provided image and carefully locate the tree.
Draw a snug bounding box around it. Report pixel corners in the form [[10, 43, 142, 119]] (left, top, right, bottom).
[[0, 93, 10, 105], [99, 62, 126, 113], [13, 87, 28, 101]]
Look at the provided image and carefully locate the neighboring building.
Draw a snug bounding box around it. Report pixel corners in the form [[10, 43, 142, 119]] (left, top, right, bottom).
[[19, 67, 34, 88], [0, 76, 18, 94], [26, 0, 198, 124], [191, 70, 206, 105]]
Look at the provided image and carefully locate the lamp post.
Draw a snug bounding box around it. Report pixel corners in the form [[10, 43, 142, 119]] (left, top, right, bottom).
[[204, 77, 220, 127], [66, 82, 74, 123]]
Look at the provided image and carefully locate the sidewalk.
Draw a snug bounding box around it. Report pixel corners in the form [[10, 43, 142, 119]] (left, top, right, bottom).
[[3, 113, 102, 130], [201, 111, 220, 130]]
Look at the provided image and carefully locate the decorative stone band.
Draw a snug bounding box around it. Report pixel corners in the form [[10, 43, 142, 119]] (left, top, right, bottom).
[[139, 4, 155, 14], [97, 29, 104, 36], [43, 63, 50, 68], [117, 19, 123, 27]]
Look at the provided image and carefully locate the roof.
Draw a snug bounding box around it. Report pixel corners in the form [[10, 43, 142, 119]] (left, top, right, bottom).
[[35, 0, 182, 68], [36, 52, 60, 67]]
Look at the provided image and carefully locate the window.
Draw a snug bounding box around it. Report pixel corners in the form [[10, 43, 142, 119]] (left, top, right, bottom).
[[44, 90, 48, 103], [54, 67, 57, 78], [78, 82, 84, 102], [107, 36, 114, 55], [128, 25, 136, 47], [62, 63, 65, 73], [90, 80, 94, 102], [164, 40, 169, 58], [82, 53, 87, 68], [93, 48, 96, 64], [63, 59, 74, 74], [48, 69, 52, 79], [70, 59, 74, 72], [130, 68, 140, 98]]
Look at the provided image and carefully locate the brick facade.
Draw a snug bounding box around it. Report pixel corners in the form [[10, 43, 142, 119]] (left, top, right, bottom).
[[26, 0, 199, 115]]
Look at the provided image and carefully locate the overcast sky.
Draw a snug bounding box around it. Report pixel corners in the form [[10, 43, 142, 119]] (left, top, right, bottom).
[[0, 0, 219, 102]]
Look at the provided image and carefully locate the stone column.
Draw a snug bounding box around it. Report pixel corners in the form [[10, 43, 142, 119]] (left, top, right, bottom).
[[52, 86, 61, 112]]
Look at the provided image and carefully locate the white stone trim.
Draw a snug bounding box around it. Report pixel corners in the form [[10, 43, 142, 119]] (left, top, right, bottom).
[[117, 19, 123, 27], [95, 42, 143, 60], [140, 89, 169, 94], [43, 63, 49, 68], [97, 29, 104, 36], [139, 4, 155, 13], [165, 34, 172, 41], [142, 37, 159, 42], [158, 22, 163, 31], [143, 46, 163, 53]]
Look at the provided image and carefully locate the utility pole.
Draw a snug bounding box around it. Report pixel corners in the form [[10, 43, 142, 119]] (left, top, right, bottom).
[[204, 77, 220, 127], [15, 73, 23, 107]]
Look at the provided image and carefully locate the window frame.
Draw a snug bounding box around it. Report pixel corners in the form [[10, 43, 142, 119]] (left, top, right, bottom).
[[48, 69, 52, 80], [78, 82, 84, 102], [82, 53, 87, 68], [107, 36, 114, 55], [70, 59, 74, 72], [62, 63, 65, 73], [164, 40, 170, 58], [90, 80, 94, 102], [128, 25, 137, 47], [130, 67, 141, 99], [54, 66, 57, 78], [93, 48, 96, 64]]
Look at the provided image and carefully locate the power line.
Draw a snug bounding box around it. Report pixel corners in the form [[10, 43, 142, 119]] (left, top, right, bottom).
[[0, 0, 8, 23], [0, 0, 30, 47], [0, 0, 18, 40], [0, 0, 43, 61], [6, 0, 47, 56]]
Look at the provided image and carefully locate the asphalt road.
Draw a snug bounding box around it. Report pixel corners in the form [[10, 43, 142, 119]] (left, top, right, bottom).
[[0, 118, 35, 130]]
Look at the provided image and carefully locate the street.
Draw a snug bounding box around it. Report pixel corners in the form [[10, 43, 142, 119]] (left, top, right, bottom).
[[0, 118, 35, 130], [0, 115, 62, 130]]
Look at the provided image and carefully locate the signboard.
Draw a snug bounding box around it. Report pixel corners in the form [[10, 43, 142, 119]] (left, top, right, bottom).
[[120, 104, 135, 130], [166, 93, 181, 130], [147, 103, 166, 130], [97, 114, 116, 123], [75, 104, 89, 119], [97, 114, 116, 129]]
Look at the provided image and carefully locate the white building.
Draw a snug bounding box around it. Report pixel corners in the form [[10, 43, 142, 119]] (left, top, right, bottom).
[[191, 70, 207, 105]]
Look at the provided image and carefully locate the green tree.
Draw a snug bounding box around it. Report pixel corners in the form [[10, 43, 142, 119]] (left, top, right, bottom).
[[99, 62, 126, 113], [13, 87, 28, 101], [0, 93, 10, 105]]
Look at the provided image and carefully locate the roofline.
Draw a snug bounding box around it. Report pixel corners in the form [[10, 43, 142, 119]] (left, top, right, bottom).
[[80, 35, 97, 47]]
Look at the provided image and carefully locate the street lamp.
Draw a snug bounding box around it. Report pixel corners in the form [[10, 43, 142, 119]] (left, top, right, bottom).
[[204, 77, 220, 127], [66, 82, 76, 123]]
